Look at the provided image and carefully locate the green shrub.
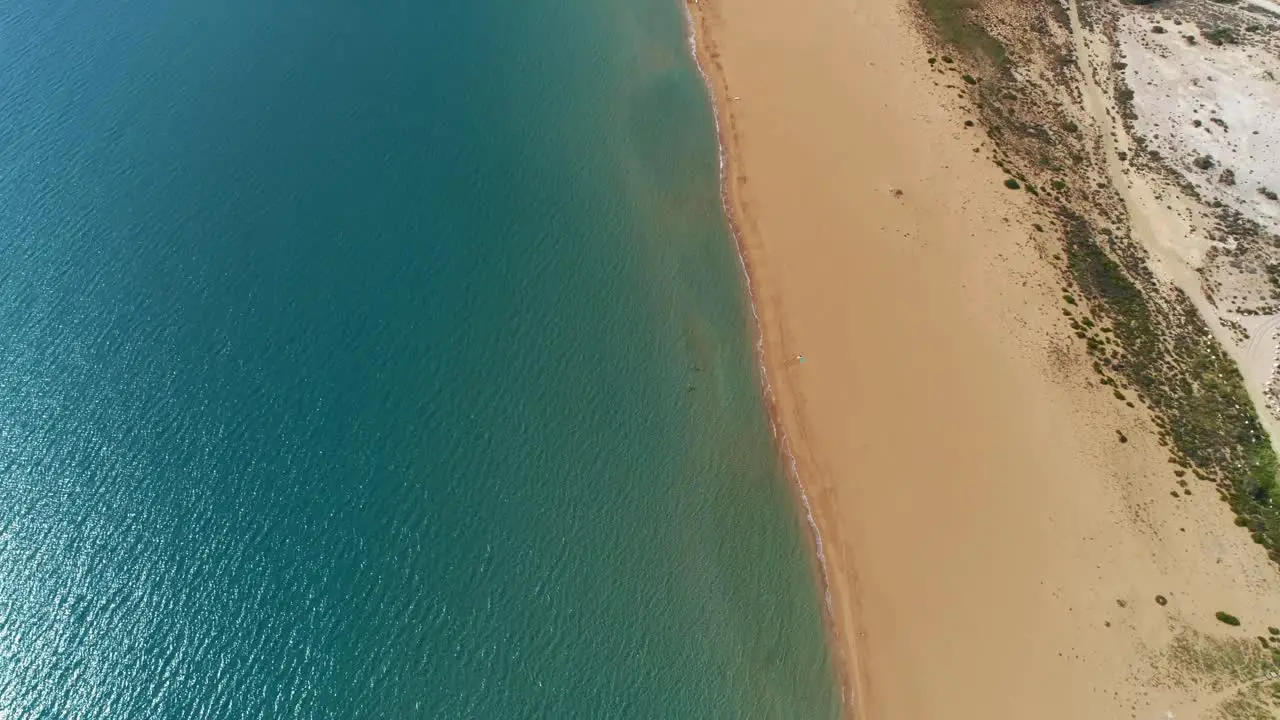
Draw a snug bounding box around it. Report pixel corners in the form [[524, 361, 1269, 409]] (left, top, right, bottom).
[[1217, 611, 1242, 626], [1203, 28, 1237, 46]]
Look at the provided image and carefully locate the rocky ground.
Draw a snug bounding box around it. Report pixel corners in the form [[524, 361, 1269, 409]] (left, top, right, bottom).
[[1114, 0, 1280, 430]]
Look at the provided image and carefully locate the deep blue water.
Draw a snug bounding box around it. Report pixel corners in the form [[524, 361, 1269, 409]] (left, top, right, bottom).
[[0, 0, 841, 716]]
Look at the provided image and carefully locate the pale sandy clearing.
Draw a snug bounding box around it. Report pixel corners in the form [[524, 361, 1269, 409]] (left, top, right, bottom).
[[1111, 3, 1280, 444]]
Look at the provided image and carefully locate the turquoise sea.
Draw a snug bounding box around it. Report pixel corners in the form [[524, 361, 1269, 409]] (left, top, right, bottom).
[[0, 0, 840, 716]]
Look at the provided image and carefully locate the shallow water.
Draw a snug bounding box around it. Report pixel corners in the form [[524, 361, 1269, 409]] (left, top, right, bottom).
[[0, 0, 840, 716]]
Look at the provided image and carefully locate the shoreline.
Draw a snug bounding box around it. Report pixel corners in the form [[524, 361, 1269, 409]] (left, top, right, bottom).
[[682, 0, 857, 711], [679, 0, 1280, 716]]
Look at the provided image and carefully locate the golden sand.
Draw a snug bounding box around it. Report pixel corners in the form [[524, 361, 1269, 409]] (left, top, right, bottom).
[[688, 0, 1280, 716]]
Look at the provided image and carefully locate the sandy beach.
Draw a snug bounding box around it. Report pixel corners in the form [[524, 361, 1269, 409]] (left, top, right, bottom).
[[689, 0, 1280, 716]]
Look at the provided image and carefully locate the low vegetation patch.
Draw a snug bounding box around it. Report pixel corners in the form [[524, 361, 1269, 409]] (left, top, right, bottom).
[[1063, 214, 1280, 562], [914, 0, 1280, 713], [1203, 27, 1239, 46], [916, 0, 1007, 65], [1153, 629, 1280, 718], [914, 0, 1280, 573]]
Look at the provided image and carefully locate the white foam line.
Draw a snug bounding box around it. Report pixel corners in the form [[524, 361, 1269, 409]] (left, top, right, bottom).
[[681, 0, 836, 623]]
